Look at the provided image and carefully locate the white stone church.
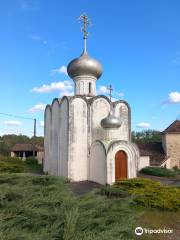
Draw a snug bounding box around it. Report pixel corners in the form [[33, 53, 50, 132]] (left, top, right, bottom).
[[44, 14, 140, 184]]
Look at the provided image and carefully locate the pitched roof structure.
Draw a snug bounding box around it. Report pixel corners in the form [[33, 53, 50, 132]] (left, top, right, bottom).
[[162, 120, 180, 134], [11, 143, 43, 152], [136, 142, 166, 165]]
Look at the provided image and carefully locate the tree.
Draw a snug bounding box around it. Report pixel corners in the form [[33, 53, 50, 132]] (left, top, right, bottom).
[[132, 130, 161, 143]]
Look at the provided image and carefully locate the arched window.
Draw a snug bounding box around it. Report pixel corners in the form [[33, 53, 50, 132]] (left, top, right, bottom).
[[89, 82, 92, 94]]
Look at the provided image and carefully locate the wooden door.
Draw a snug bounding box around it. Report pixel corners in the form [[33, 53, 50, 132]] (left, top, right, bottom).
[[115, 150, 127, 180]]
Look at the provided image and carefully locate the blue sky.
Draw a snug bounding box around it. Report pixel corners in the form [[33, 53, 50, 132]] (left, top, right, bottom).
[[0, 0, 180, 136]]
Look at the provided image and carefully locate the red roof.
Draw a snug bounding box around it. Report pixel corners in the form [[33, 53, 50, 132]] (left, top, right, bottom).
[[162, 120, 180, 134], [11, 143, 43, 152]]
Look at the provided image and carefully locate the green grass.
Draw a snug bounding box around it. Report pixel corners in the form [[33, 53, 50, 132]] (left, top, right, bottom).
[[140, 166, 178, 178], [107, 178, 180, 211], [0, 174, 140, 240], [0, 156, 43, 174]]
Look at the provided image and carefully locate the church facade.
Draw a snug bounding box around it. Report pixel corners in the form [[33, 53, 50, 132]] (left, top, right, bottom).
[[44, 14, 140, 184]]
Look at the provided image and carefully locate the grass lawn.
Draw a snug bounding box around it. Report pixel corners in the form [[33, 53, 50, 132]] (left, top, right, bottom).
[[0, 157, 179, 240], [0, 174, 141, 240], [0, 174, 179, 240], [137, 210, 180, 240]]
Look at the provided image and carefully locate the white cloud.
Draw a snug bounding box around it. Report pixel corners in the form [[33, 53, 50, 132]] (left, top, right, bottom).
[[51, 65, 68, 75], [29, 103, 46, 113], [39, 121, 44, 127], [30, 34, 47, 45], [31, 81, 73, 94], [4, 120, 22, 126], [117, 92, 125, 97], [97, 86, 124, 100], [167, 91, 180, 104], [97, 86, 109, 95], [136, 122, 151, 129], [59, 90, 74, 97]]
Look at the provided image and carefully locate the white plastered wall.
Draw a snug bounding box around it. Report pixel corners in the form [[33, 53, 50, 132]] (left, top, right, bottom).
[[59, 98, 69, 177], [91, 97, 110, 142], [138, 156, 150, 170], [44, 106, 52, 173], [114, 102, 130, 141], [90, 141, 107, 184], [68, 97, 88, 181], [106, 141, 139, 185], [51, 100, 59, 175], [74, 75, 97, 96]]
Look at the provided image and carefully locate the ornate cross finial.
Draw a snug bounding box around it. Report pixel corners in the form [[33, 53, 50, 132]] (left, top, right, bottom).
[[107, 84, 113, 101], [78, 13, 91, 52]]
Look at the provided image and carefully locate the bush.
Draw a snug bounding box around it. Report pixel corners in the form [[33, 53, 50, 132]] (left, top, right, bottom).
[[25, 157, 38, 165], [140, 166, 176, 177], [100, 186, 130, 198], [24, 157, 43, 174], [0, 156, 25, 173], [114, 178, 180, 211], [0, 156, 42, 174], [0, 174, 139, 240]]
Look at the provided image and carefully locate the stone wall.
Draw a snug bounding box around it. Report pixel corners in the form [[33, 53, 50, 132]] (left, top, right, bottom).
[[163, 133, 180, 168]]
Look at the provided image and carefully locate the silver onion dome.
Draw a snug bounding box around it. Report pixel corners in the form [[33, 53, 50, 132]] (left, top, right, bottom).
[[101, 108, 121, 129], [67, 50, 102, 80]]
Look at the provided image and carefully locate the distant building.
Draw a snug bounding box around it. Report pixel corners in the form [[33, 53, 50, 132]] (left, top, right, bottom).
[[137, 142, 165, 168], [11, 143, 44, 164], [161, 120, 180, 168], [136, 120, 180, 169]]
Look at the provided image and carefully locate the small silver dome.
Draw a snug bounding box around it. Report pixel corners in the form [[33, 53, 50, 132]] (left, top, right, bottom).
[[101, 108, 121, 129], [67, 50, 102, 79]]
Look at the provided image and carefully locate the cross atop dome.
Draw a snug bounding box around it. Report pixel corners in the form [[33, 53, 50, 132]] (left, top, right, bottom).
[[78, 13, 91, 52], [67, 14, 102, 96]]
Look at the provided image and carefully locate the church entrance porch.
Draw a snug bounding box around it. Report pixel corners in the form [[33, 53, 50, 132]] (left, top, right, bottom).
[[115, 150, 127, 180]]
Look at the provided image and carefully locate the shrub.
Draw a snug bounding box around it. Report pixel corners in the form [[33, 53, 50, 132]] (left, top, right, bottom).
[[100, 186, 129, 198], [0, 157, 25, 173], [25, 157, 38, 165], [0, 174, 138, 240], [114, 178, 180, 211], [140, 166, 176, 177]]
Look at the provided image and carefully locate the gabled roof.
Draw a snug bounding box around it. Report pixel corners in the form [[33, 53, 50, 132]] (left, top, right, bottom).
[[136, 142, 165, 165], [162, 120, 180, 134], [11, 143, 43, 152]]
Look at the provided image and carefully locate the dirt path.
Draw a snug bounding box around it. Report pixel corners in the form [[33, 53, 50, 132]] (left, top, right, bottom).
[[138, 173, 180, 186], [70, 181, 102, 195]]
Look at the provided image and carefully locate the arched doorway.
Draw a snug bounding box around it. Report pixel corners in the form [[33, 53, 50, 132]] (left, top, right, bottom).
[[115, 150, 127, 180]]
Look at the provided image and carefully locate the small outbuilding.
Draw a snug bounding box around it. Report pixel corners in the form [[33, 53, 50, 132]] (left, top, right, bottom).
[[11, 143, 44, 164]]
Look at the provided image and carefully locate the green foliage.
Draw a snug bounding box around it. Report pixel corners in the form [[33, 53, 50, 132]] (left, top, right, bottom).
[[24, 157, 43, 174], [140, 166, 177, 177], [0, 156, 43, 174], [0, 156, 25, 173], [0, 134, 44, 156], [0, 142, 10, 156], [25, 157, 38, 165], [132, 130, 161, 143], [115, 178, 180, 211], [0, 174, 140, 240], [100, 186, 130, 198]]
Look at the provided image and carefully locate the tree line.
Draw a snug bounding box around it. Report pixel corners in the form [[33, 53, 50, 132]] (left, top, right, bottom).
[[0, 134, 44, 156], [0, 130, 162, 156]]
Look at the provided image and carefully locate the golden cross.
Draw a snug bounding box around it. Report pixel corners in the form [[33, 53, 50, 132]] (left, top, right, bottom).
[[107, 84, 113, 101]]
